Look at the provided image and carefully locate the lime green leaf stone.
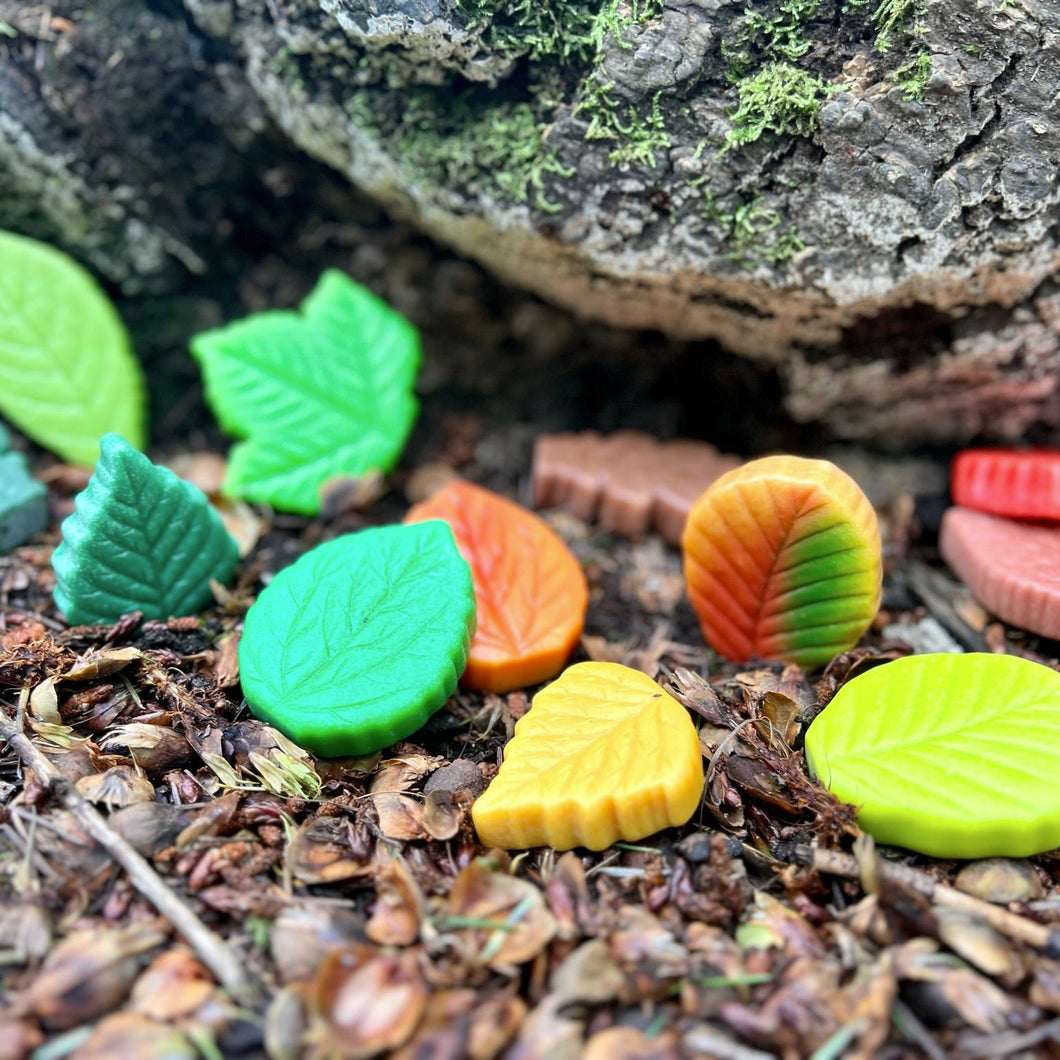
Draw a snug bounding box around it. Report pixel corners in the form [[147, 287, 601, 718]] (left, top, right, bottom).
[[239, 521, 475, 757], [190, 269, 421, 515], [805, 653, 1060, 858], [0, 230, 146, 466], [52, 434, 239, 625]]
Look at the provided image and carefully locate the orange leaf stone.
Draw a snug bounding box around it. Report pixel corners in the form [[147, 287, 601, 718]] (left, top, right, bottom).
[[406, 480, 588, 693], [682, 456, 882, 669], [471, 662, 704, 851]]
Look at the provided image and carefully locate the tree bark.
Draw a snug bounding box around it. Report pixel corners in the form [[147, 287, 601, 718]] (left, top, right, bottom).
[[1, 0, 1058, 447]]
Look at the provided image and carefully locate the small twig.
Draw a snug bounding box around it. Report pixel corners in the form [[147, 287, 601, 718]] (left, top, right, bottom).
[[905, 561, 988, 652], [953, 1015, 1060, 1058], [681, 1024, 777, 1060], [891, 999, 948, 1060], [799, 844, 1060, 956], [705, 718, 759, 786], [0, 708, 257, 1004]]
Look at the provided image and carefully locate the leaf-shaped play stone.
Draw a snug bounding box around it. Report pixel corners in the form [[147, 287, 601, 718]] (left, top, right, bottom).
[[682, 456, 882, 670], [471, 662, 704, 850], [940, 506, 1060, 639], [191, 270, 421, 515], [0, 230, 146, 466], [532, 430, 741, 544], [405, 480, 588, 692], [805, 653, 1060, 858], [52, 434, 239, 625], [951, 448, 1060, 521], [0, 446, 47, 552], [239, 521, 475, 756]]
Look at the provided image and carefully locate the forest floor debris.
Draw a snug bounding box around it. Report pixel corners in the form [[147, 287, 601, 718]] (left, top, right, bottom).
[[3, 424, 1060, 1059]]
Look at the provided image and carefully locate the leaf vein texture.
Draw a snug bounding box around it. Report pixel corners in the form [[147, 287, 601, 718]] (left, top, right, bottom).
[[805, 652, 1060, 857], [51, 435, 238, 625], [0, 230, 145, 464], [239, 522, 475, 756], [191, 269, 421, 515]]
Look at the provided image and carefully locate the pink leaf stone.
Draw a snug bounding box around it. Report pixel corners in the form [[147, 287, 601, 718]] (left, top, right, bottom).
[[532, 430, 741, 545], [940, 506, 1060, 638]]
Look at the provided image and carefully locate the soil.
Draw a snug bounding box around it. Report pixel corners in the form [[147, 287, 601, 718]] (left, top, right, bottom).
[[3, 416, 1060, 1060]]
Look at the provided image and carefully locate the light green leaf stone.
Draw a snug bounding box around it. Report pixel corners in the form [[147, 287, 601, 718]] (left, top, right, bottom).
[[52, 434, 239, 625], [191, 269, 421, 515], [239, 521, 475, 756], [0, 230, 146, 465], [805, 652, 1060, 858]]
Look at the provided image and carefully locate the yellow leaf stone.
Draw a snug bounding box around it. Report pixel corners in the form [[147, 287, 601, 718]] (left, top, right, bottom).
[[472, 662, 705, 851]]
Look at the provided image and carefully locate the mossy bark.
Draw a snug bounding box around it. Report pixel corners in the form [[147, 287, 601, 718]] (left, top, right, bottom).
[[1, 0, 1058, 446]]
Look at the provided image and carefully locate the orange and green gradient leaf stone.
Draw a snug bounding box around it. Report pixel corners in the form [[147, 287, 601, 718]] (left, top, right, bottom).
[[472, 662, 704, 851], [682, 456, 882, 669]]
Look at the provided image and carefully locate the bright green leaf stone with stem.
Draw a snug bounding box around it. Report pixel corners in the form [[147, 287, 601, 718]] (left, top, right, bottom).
[[191, 269, 421, 515], [0, 230, 146, 466], [52, 434, 239, 625], [239, 521, 476, 756], [805, 653, 1060, 858]]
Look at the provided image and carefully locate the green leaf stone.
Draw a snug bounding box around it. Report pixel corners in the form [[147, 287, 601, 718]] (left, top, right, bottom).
[[805, 652, 1060, 858], [239, 521, 475, 756], [0, 430, 47, 552], [0, 230, 146, 466], [191, 269, 421, 515], [52, 434, 239, 625]]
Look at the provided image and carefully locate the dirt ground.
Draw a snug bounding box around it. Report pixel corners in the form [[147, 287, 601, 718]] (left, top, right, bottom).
[[3, 414, 1060, 1060]]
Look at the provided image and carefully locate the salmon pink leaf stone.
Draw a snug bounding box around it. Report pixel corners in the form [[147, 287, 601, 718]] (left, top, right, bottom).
[[52, 434, 239, 625], [405, 480, 588, 692], [940, 506, 1060, 639], [190, 269, 421, 515], [532, 431, 741, 544], [951, 448, 1060, 521], [682, 455, 882, 670], [0, 230, 146, 466], [238, 521, 475, 757], [471, 662, 704, 851], [805, 653, 1060, 858]]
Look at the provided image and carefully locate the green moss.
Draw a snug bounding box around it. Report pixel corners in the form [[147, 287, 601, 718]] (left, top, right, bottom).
[[852, 0, 930, 98], [457, 0, 599, 64], [724, 63, 830, 151], [574, 80, 670, 166], [720, 1, 833, 152], [871, 0, 926, 52], [349, 89, 573, 213], [456, 0, 662, 64], [592, 0, 664, 51], [365, 0, 668, 205], [720, 0, 931, 151], [893, 48, 932, 99], [458, 0, 671, 169], [702, 192, 805, 269], [723, 0, 824, 79]]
